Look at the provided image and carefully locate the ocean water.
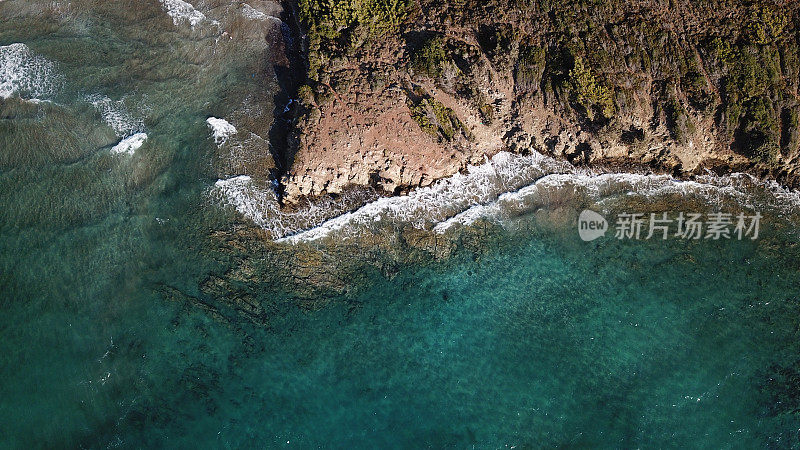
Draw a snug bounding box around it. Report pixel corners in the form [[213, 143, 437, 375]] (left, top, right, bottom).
[[3, 1, 800, 448]]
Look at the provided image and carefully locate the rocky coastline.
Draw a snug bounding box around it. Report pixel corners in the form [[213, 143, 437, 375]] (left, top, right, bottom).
[[200, 0, 800, 324], [263, 0, 800, 206]]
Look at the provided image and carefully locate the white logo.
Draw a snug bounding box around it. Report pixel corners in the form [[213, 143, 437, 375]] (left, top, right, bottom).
[[578, 209, 608, 241], [577, 210, 761, 242]]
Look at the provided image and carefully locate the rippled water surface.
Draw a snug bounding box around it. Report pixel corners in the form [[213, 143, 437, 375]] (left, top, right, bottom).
[[2, 1, 800, 448]]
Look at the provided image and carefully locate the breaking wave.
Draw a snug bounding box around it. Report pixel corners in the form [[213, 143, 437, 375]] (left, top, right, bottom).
[[87, 94, 146, 138], [241, 4, 281, 22], [206, 117, 237, 146], [110, 133, 147, 155], [160, 0, 218, 28], [212, 176, 378, 239], [212, 150, 800, 244], [433, 171, 800, 234], [0, 43, 63, 101]]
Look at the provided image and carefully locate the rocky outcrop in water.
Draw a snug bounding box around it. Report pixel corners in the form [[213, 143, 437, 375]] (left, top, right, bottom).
[[278, 0, 800, 204]]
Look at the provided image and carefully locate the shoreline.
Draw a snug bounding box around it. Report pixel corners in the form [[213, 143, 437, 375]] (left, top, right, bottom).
[[272, 0, 800, 210], [216, 148, 800, 244]]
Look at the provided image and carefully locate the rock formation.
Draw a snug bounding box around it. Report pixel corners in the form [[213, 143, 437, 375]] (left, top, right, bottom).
[[277, 0, 800, 204]]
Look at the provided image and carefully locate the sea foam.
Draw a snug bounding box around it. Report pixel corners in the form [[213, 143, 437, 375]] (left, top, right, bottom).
[[206, 117, 237, 146], [213, 176, 374, 239], [274, 152, 570, 243], [110, 133, 147, 155], [242, 4, 281, 22], [212, 145, 800, 244], [160, 0, 217, 28], [87, 94, 145, 138], [433, 170, 800, 233], [278, 154, 800, 243], [0, 43, 62, 101]]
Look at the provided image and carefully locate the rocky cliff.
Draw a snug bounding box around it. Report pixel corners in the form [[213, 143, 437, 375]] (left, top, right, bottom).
[[277, 0, 800, 204]]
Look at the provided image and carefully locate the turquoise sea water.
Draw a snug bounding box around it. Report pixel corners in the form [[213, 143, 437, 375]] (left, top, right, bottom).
[[3, 2, 800, 448]]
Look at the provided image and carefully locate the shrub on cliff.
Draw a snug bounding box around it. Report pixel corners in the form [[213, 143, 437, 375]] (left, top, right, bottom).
[[412, 37, 448, 78], [748, 6, 788, 45], [716, 41, 784, 164], [515, 45, 546, 93], [300, 0, 411, 80], [477, 24, 514, 66], [408, 94, 470, 142], [680, 53, 714, 111], [299, 0, 410, 40], [359, 0, 410, 35], [711, 37, 735, 64], [569, 57, 614, 121], [664, 97, 694, 143], [297, 85, 315, 106], [736, 96, 782, 165], [781, 108, 800, 156], [681, 70, 713, 111]]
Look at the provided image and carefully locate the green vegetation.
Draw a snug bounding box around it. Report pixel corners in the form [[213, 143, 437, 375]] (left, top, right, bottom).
[[477, 24, 514, 59], [569, 57, 614, 121], [412, 37, 448, 78], [681, 71, 714, 110], [664, 97, 694, 143], [715, 41, 784, 163], [515, 45, 546, 92], [410, 102, 436, 136], [680, 54, 713, 110], [300, 0, 411, 80], [297, 85, 315, 106], [294, 0, 800, 168], [299, 0, 410, 40], [712, 37, 735, 64], [432, 100, 457, 141], [681, 70, 712, 110], [781, 107, 800, 156], [408, 94, 470, 142], [739, 96, 781, 164], [478, 103, 494, 124], [748, 6, 788, 45]]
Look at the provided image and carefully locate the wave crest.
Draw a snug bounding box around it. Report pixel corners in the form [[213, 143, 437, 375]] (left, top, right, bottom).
[[87, 94, 146, 138], [0, 43, 63, 101], [212, 150, 800, 244], [160, 0, 218, 28]]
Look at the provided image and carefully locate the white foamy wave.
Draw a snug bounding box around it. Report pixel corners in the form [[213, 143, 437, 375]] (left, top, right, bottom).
[[212, 142, 800, 244], [434, 171, 800, 233], [206, 117, 237, 146], [87, 94, 145, 138], [242, 4, 281, 22], [160, 0, 217, 28], [213, 176, 372, 239], [276, 151, 800, 243], [0, 43, 63, 100], [214, 176, 275, 226], [111, 133, 147, 155], [277, 152, 571, 243]]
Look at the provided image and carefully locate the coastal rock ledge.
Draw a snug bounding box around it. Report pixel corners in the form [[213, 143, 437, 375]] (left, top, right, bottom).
[[279, 0, 800, 204]]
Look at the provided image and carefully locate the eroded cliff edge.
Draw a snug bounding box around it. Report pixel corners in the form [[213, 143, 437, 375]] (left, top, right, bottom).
[[277, 0, 800, 204]]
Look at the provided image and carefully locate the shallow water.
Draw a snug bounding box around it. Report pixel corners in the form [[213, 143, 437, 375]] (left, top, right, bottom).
[[2, 1, 800, 448]]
